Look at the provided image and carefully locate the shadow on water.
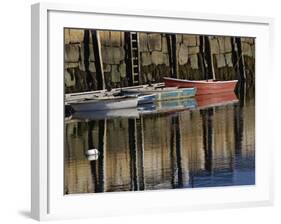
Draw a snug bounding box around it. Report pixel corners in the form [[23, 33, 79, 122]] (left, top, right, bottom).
[[64, 81, 255, 194]]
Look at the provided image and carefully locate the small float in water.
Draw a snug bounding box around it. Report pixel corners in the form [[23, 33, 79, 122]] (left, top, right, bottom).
[[86, 148, 99, 161]]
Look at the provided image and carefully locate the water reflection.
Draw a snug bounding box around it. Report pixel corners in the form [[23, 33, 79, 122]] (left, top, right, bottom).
[[64, 84, 255, 194]]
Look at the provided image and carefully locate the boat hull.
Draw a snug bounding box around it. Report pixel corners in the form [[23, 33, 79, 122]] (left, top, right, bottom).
[[70, 97, 138, 112], [138, 94, 157, 105], [164, 77, 238, 95], [72, 108, 140, 120], [139, 98, 197, 115], [122, 87, 196, 101], [196, 92, 239, 109], [156, 88, 196, 101]]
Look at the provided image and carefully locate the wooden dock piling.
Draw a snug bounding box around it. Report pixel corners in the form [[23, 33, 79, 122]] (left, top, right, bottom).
[[128, 118, 138, 190], [231, 37, 246, 81], [91, 30, 105, 90], [166, 34, 178, 78], [199, 36, 207, 80], [201, 109, 213, 172], [205, 36, 216, 80], [83, 30, 95, 90]]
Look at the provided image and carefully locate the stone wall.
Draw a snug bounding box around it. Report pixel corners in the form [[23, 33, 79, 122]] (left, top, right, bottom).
[[175, 35, 255, 82], [240, 37, 255, 82], [64, 29, 126, 93], [139, 33, 171, 83], [210, 36, 235, 80], [64, 29, 255, 93], [176, 34, 202, 80]]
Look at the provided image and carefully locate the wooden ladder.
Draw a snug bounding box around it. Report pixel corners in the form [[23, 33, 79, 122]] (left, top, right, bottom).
[[130, 32, 140, 85]]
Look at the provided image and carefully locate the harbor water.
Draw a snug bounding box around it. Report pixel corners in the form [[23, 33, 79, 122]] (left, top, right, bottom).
[[64, 83, 255, 194]]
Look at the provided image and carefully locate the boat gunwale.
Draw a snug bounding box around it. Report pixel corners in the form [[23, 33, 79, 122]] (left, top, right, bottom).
[[122, 87, 196, 93], [70, 96, 137, 105], [163, 77, 238, 84]]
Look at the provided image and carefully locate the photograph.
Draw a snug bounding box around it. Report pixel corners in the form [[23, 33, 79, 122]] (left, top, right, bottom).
[[64, 28, 255, 195]]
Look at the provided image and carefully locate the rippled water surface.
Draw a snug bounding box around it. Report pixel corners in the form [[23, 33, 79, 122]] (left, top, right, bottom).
[[64, 84, 255, 194]]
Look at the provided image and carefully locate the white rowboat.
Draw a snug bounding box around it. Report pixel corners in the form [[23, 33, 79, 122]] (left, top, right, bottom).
[[70, 96, 138, 112]]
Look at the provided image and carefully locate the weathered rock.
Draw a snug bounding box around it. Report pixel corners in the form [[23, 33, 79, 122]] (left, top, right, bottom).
[[183, 35, 197, 47], [89, 45, 96, 62], [162, 36, 168, 53], [120, 32, 124, 46], [188, 46, 199, 55], [66, 29, 84, 43], [215, 54, 226, 68], [111, 65, 121, 82], [78, 61, 85, 71], [88, 44, 96, 61], [64, 29, 70, 44], [64, 69, 76, 87], [218, 37, 225, 53], [148, 34, 162, 51], [151, 51, 165, 65], [224, 37, 232, 52], [147, 72, 152, 81], [241, 37, 255, 45], [163, 54, 169, 65], [103, 64, 111, 73], [65, 44, 80, 62], [141, 52, 152, 66], [75, 69, 89, 91], [210, 37, 220, 54], [251, 44, 255, 58], [99, 31, 110, 46], [242, 42, 252, 57], [225, 53, 233, 67], [101, 47, 125, 64], [119, 62, 126, 78], [89, 62, 96, 72], [176, 34, 182, 44], [189, 54, 198, 69], [110, 32, 122, 47], [139, 33, 148, 52], [178, 44, 188, 65], [80, 44, 95, 62], [65, 62, 79, 69]]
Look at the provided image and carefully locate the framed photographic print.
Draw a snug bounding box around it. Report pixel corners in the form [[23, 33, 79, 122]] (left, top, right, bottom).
[[31, 2, 274, 221]]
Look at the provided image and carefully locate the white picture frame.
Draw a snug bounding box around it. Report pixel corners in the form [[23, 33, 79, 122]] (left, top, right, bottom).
[[31, 2, 274, 221]]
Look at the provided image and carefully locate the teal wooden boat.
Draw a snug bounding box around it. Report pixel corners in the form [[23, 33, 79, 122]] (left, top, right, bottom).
[[122, 87, 196, 101], [155, 88, 196, 101], [138, 98, 197, 115]]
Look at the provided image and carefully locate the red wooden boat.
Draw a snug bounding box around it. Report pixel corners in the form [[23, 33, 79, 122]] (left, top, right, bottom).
[[163, 77, 238, 95]]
